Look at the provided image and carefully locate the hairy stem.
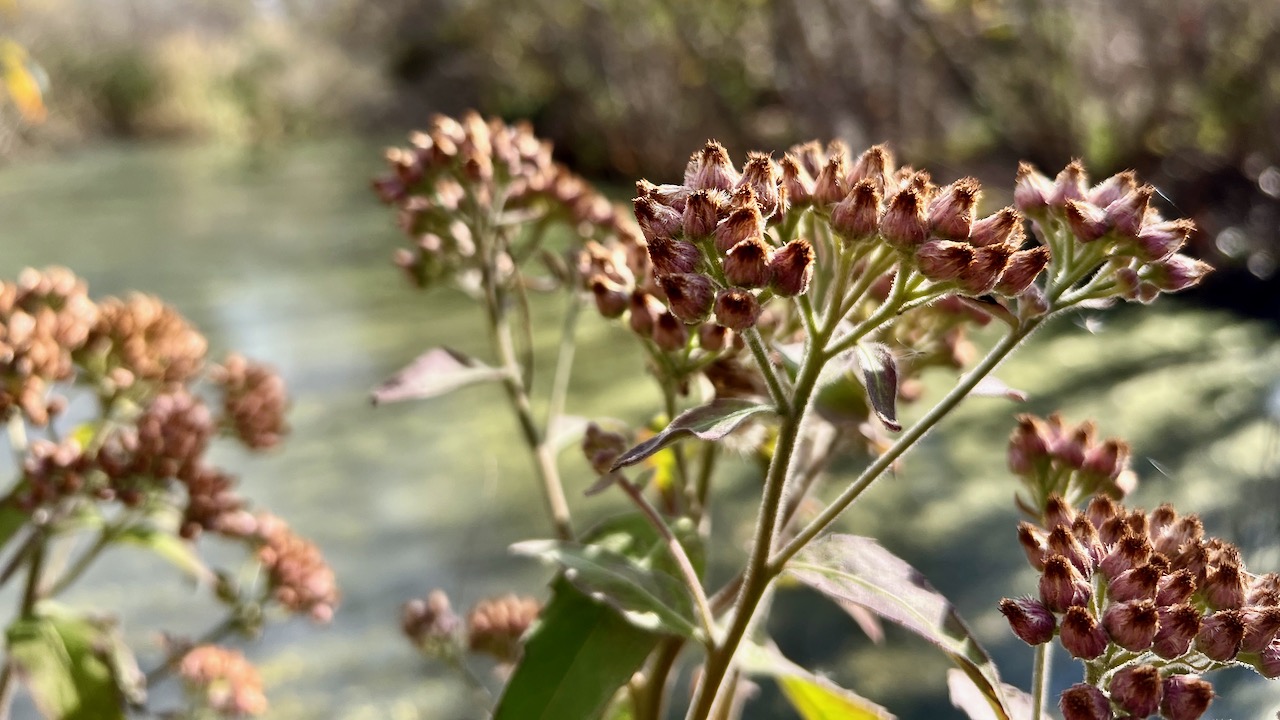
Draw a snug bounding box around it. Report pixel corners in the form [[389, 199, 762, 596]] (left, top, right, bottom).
[[1031, 642, 1051, 720]]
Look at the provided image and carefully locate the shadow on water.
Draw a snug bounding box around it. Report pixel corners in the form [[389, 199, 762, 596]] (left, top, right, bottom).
[[1, 142, 1279, 718]]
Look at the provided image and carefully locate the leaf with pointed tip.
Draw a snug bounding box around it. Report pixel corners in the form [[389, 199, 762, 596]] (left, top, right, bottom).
[[370, 347, 505, 404], [851, 343, 901, 432], [947, 670, 1038, 720], [6, 612, 126, 720], [511, 540, 702, 640], [785, 535, 1015, 720], [493, 578, 658, 720], [611, 399, 773, 470], [739, 641, 894, 720]]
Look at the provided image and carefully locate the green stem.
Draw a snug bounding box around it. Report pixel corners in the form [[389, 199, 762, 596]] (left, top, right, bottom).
[[46, 523, 120, 597], [545, 290, 583, 439], [770, 323, 1036, 571], [741, 328, 788, 413], [1031, 643, 1051, 720], [636, 638, 683, 720]]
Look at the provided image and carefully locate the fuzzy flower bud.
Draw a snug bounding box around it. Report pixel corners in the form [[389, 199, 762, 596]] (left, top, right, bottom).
[[685, 141, 738, 192], [779, 155, 813, 207], [1088, 170, 1138, 208], [1195, 609, 1245, 661], [653, 311, 690, 351], [715, 206, 765, 254], [1058, 683, 1112, 720], [737, 153, 780, 219], [768, 239, 814, 297], [1014, 163, 1054, 214], [969, 207, 1024, 248], [812, 154, 848, 206], [1133, 219, 1194, 262], [1203, 561, 1247, 610], [698, 323, 732, 352], [915, 241, 973, 283], [1109, 664, 1162, 718], [999, 597, 1056, 645], [1241, 606, 1280, 654], [683, 190, 721, 239], [829, 181, 881, 243], [1141, 254, 1212, 293], [1064, 200, 1109, 243], [1107, 564, 1160, 603], [713, 289, 762, 331], [1050, 161, 1089, 208], [647, 236, 703, 278], [590, 275, 629, 318], [467, 594, 541, 664], [1153, 603, 1202, 659], [928, 178, 980, 240], [1047, 525, 1093, 577], [1258, 638, 1280, 678], [723, 238, 773, 288], [1041, 555, 1092, 612], [1017, 522, 1048, 571], [847, 144, 893, 193], [1081, 439, 1129, 481], [634, 195, 683, 244], [956, 244, 1013, 296], [1008, 415, 1051, 475], [628, 292, 662, 337], [179, 645, 268, 717], [880, 188, 929, 250], [1104, 186, 1153, 239], [1102, 599, 1159, 651], [1156, 570, 1197, 607], [1060, 607, 1108, 660], [994, 247, 1051, 295], [1159, 675, 1214, 720], [659, 274, 715, 323]]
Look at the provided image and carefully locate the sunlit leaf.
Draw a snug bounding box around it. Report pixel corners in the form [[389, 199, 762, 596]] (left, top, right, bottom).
[[786, 535, 1015, 720], [511, 539, 701, 639], [611, 399, 773, 470], [0, 40, 46, 124], [851, 343, 900, 432], [6, 611, 125, 720], [739, 641, 895, 720], [947, 669, 1039, 720], [370, 347, 505, 404], [115, 526, 213, 586], [493, 578, 659, 720]]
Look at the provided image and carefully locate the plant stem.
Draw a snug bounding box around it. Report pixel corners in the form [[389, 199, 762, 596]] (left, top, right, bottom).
[[143, 614, 241, 687], [616, 477, 715, 645], [770, 323, 1035, 571], [0, 532, 45, 720], [741, 328, 788, 413], [1031, 642, 1051, 720], [636, 638, 683, 720]]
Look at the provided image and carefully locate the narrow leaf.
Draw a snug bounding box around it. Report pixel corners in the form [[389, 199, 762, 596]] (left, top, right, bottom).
[[493, 578, 658, 720], [511, 540, 701, 639], [786, 535, 1014, 720], [370, 347, 505, 404], [739, 641, 894, 720], [7, 613, 125, 720], [852, 343, 901, 432], [611, 399, 772, 470], [115, 526, 213, 585], [947, 669, 1038, 720]]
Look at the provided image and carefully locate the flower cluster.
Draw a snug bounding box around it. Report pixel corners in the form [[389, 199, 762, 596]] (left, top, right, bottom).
[[210, 353, 289, 450], [1001, 494, 1280, 719], [254, 513, 340, 623], [1015, 161, 1211, 303], [84, 293, 208, 391], [400, 589, 542, 668], [372, 112, 636, 289], [1008, 413, 1138, 513], [401, 589, 462, 658], [178, 644, 269, 717]]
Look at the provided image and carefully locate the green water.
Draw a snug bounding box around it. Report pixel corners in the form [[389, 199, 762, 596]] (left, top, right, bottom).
[[1, 141, 1278, 718]]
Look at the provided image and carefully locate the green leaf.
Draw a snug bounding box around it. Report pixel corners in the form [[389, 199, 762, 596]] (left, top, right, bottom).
[[850, 343, 900, 432], [115, 525, 213, 585], [511, 540, 702, 640], [739, 641, 894, 720], [611, 399, 773, 470], [0, 499, 29, 550], [6, 612, 126, 720], [946, 669, 1038, 720], [370, 347, 506, 404], [492, 578, 659, 720], [785, 535, 1015, 720]]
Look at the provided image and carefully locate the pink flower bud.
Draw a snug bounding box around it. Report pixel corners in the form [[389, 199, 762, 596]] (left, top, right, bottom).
[[737, 153, 781, 219], [1082, 439, 1129, 480], [1203, 561, 1247, 610], [829, 180, 881, 243], [1071, 517, 1106, 566], [1044, 494, 1076, 532], [1247, 573, 1280, 605], [1153, 515, 1203, 557], [1141, 254, 1212, 293], [1050, 160, 1089, 208], [999, 597, 1056, 645], [723, 238, 774, 288], [647, 236, 703, 277], [1041, 555, 1092, 612], [684, 141, 739, 192], [1048, 525, 1093, 577], [880, 188, 929, 250], [1014, 163, 1054, 214], [915, 240, 973, 282], [713, 289, 762, 331], [1195, 609, 1245, 661], [636, 180, 692, 213], [928, 178, 980, 240], [1064, 200, 1109, 243], [659, 274, 715, 324], [1060, 606, 1108, 660], [590, 275, 629, 318], [956, 244, 1013, 296], [1109, 664, 1162, 717], [1008, 415, 1050, 475], [1107, 564, 1160, 603], [994, 246, 1051, 295], [1102, 599, 1159, 651], [1017, 522, 1048, 571], [847, 144, 894, 193], [714, 206, 765, 254], [1100, 534, 1152, 579], [1159, 675, 1215, 720], [1241, 606, 1280, 654], [1103, 186, 1153, 239], [1153, 604, 1202, 659], [1059, 683, 1112, 720], [779, 154, 813, 207], [769, 239, 814, 297], [1133, 218, 1194, 262], [652, 311, 690, 351], [1258, 638, 1280, 678], [628, 292, 662, 338], [698, 323, 732, 352], [1088, 170, 1138, 208], [634, 195, 684, 243], [1156, 570, 1197, 607], [812, 154, 848, 206], [683, 190, 721, 239], [1085, 496, 1119, 531]]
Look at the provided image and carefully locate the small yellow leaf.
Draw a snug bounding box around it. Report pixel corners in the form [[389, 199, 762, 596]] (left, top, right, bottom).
[[1, 40, 47, 124]]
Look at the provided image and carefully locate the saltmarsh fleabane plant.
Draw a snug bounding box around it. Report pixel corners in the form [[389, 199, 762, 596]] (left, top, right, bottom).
[[372, 112, 1240, 720]]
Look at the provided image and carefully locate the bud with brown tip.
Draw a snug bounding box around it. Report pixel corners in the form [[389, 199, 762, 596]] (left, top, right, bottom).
[[1051, 161, 1089, 208], [685, 141, 738, 192], [628, 292, 662, 337], [928, 178, 980, 240], [634, 195, 683, 243], [847, 144, 894, 193], [590, 275, 629, 318], [1133, 218, 1194, 262], [779, 154, 813, 207], [994, 246, 1051, 295], [1141, 254, 1212, 293], [1064, 200, 1109, 243], [812, 155, 848, 206], [1109, 664, 1162, 717], [723, 238, 773, 288], [1104, 186, 1153, 239], [880, 188, 929, 250], [1014, 163, 1054, 214], [915, 241, 973, 283], [970, 207, 1024, 248], [769, 239, 814, 297], [698, 323, 732, 352], [714, 289, 762, 331], [1102, 599, 1159, 651], [647, 236, 703, 277], [659, 274, 715, 324], [956, 244, 1013, 296], [999, 597, 1056, 645], [683, 190, 721, 239], [1160, 675, 1214, 720], [737, 153, 781, 219], [1058, 683, 1111, 720], [1195, 609, 1245, 661], [829, 181, 881, 243], [653, 311, 690, 351], [1040, 555, 1092, 612], [714, 206, 765, 254], [1241, 606, 1280, 654]]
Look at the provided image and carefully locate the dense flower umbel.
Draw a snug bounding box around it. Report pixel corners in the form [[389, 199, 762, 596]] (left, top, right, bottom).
[[1008, 413, 1137, 513], [466, 594, 542, 664], [254, 513, 340, 623], [402, 589, 463, 659], [178, 645, 268, 717], [1002, 491, 1280, 718]]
